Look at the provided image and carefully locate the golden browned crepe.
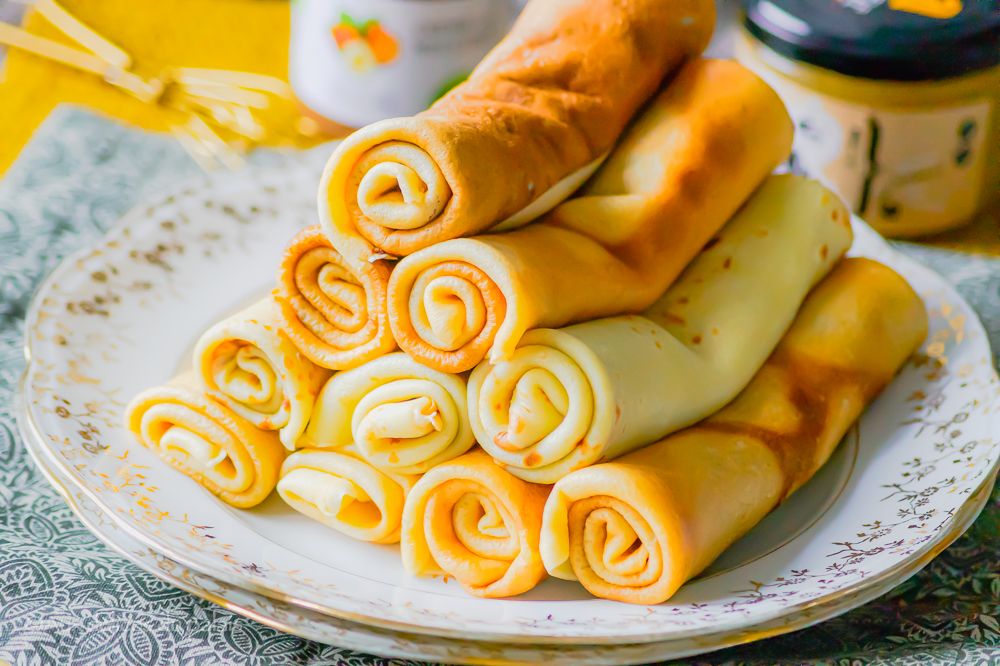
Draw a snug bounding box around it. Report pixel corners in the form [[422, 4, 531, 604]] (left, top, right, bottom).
[[278, 448, 418, 544], [319, 0, 716, 271], [301, 352, 475, 475], [541, 258, 929, 604], [125, 372, 286, 508], [388, 59, 794, 371], [468, 175, 854, 483], [193, 297, 331, 449], [401, 449, 550, 598], [274, 226, 396, 371]]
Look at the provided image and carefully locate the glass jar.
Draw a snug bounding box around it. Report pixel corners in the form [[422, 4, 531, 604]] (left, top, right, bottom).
[[736, 0, 1000, 239]]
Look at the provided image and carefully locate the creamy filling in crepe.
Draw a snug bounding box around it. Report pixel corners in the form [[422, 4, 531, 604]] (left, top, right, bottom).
[[540, 258, 929, 603], [125, 372, 286, 509], [275, 226, 396, 371], [401, 449, 550, 598], [278, 448, 418, 544], [194, 297, 331, 449], [319, 0, 716, 266], [302, 352, 475, 475], [469, 175, 854, 483], [386, 59, 794, 371]]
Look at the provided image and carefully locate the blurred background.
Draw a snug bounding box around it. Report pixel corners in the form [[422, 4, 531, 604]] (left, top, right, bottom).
[[0, 0, 996, 245]]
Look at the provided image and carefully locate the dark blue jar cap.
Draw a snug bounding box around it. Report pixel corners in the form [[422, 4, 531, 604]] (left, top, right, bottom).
[[743, 0, 1000, 81]]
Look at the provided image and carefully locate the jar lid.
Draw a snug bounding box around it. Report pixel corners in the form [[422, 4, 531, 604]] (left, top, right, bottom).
[[743, 0, 1000, 81]]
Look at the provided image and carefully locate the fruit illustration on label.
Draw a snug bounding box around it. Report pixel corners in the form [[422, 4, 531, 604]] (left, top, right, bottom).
[[332, 12, 398, 74], [888, 0, 962, 18]]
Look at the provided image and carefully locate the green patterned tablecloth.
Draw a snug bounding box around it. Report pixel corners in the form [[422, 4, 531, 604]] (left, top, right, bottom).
[[1, 107, 999, 666]]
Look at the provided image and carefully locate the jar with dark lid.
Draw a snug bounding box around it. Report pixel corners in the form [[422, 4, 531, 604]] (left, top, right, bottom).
[[736, 0, 1000, 238]]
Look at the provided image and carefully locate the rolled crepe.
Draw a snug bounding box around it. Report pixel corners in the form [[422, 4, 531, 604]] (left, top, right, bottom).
[[301, 352, 475, 475], [319, 0, 716, 267], [193, 297, 331, 449], [274, 226, 396, 371], [469, 174, 854, 483], [278, 448, 418, 544], [125, 372, 285, 508], [541, 258, 929, 603], [401, 449, 550, 598], [388, 59, 794, 371]]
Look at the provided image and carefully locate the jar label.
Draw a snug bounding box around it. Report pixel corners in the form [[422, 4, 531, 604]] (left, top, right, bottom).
[[289, 0, 518, 128], [752, 70, 992, 236]]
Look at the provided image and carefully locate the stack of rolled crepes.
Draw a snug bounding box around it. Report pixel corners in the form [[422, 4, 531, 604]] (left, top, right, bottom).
[[122, 0, 932, 605], [319, 0, 717, 261], [541, 258, 929, 603], [386, 58, 795, 371], [468, 174, 853, 483]]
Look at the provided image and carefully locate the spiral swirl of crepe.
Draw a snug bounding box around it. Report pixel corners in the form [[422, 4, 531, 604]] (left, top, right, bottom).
[[387, 59, 794, 371], [301, 352, 475, 475], [278, 448, 418, 544], [274, 226, 396, 371], [318, 0, 716, 269], [125, 372, 286, 508], [193, 297, 331, 450], [540, 258, 929, 603], [401, 449, 550, 598], [468, 175, 854, 483]]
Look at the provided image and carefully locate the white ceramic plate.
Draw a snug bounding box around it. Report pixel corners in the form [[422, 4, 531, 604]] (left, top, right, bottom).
[[18, 160, 1000, 651]]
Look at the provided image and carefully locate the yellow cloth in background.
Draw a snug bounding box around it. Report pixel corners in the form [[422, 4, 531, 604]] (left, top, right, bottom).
[[0, 0, 322, 176]]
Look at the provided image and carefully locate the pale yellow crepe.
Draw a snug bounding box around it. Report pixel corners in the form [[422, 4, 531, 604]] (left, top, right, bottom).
[[319, 0, 716, 268], [469, 175, 854, 483], [387, 59, 794, 371], [401, 449, 550, 598], [302, 352, 475, 475], [541, 258, 929, 603], [193, 297, 331, 449], [275, 226, 396, 371], [125, 372, 285, 508], [278, 448, 418, 544]]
